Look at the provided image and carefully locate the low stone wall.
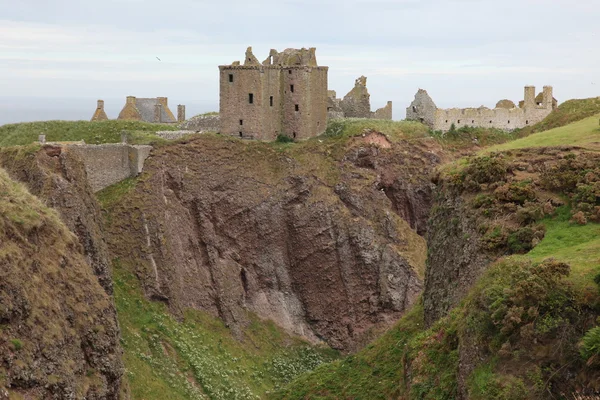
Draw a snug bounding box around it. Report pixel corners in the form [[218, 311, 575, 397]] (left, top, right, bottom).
[[66, 143, 152, 192], [179, 114, 220, 132], [155, 130, 198, 140]]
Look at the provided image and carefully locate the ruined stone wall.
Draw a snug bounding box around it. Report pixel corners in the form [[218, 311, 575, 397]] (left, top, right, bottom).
[[66, 144, 152, 192], [281, 66, 328, 139], [340, 76, 371, 118], [407, 86, 555, 132], [432, 106, 550, 132], [373, 101, 393, 120], [405, 89, 438, 127], [220, 66, 265, 139], [179, 114, 220, 132], [328, 76, 392, 120], [261, 67, 284, 140]]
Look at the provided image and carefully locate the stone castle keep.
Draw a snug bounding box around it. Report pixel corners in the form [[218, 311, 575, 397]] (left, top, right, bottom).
[[406, 86, 557, 132], [219, 47, 329, 140]]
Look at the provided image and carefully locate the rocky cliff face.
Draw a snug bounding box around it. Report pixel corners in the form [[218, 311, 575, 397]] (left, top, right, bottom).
[[0, 145, 123, 398], [0, 167, 122, 399], [104, 132, 443, 351]]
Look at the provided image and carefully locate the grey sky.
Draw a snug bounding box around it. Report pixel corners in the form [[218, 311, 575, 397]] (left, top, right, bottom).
[[1, 0, 599, 124]]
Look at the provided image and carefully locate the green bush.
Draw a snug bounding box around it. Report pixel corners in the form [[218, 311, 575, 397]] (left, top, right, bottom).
[[275, 134, 295, 143], [580, 326, 600, 365], [10, 339, 23, 351]]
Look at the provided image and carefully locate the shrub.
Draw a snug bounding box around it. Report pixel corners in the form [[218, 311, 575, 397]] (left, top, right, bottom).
[[580, 326, 600, 366], [275, 134, 295, 143], [10, 339, 23, 351], [462, 155, 509, 190], [493, 182, 536, 205], [507, 225, 545, 254]]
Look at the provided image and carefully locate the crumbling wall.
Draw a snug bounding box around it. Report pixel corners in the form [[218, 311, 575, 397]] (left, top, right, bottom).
[[340, 76, 372, 118], [407, 86, 556, 132], [66, 144, 152, 192], [329, 76, 393, 120], [179, 114, 220, 132], [406, 89, 438, 127], [327, 91, 345, 120], [373, 101, 393, 120]]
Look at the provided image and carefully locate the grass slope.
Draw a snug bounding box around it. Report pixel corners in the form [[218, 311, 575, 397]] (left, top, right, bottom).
[[487, 115, 600, 152], [0, 120, 177, 146], [114, 263, 338, 400], [272, 211, 600, 399], [522, 97, 600, 135]]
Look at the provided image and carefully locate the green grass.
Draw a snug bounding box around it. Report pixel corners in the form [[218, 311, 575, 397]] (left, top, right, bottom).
[[322, 118, 430, 142], [522, 97, 600, 134], [0, 120, 177, 146], [521, 207, 600, 302], [273, 206, 600, 399], [487, 114, 600, 152], [114, 261, 337, 400]]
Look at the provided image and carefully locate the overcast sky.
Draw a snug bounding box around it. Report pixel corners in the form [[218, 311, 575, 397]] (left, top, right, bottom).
[[1, 0, 599, 124]]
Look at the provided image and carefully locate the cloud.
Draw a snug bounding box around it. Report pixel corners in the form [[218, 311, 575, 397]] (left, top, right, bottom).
[[0, 0, 599, 124]]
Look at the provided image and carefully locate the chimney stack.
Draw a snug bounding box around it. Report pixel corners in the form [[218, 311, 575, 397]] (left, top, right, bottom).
[[177, 105, 186, 122]]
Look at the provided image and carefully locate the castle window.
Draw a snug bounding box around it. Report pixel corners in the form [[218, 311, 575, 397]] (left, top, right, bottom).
[[445, 120, 448, 123], [508, 120, 510, 124], [293, 132, 297, 138], [290, 85, 294, 93], [412, 106, 417, 112], [458, 120, 461, 124], [239, 132, 242, 137], [526, 120, 529, 124], [239, 119, 243, 125], [270, 96, 273, 107], [295, 104, 299, 112], [248, 93, 254, 104], [471, 120, 474, 123], [489, 120, 492, 123], [289, 70, 292, 74], [229, 74, 233, 83]]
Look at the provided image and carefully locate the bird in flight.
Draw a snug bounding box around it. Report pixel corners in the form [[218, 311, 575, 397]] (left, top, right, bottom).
[[156, 57, 162, 61]]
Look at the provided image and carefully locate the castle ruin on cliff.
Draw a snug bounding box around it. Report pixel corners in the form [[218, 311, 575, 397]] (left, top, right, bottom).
[[406, 86, 557, 132], [327, 76, 392, 120], [219, 47, 328, 140]]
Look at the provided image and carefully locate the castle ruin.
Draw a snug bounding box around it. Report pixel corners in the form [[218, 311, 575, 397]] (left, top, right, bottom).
[[406, 86, 557, 132], [327, 76, 392, 120], [118, 96, 179, 123], [90, 97, 185, 123], [219, 47, 328, 140]]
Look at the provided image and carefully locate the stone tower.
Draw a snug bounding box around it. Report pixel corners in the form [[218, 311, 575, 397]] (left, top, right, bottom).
[[219, 47, 328, 140]]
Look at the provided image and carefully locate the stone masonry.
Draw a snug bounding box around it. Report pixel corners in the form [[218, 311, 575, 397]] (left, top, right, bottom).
[[327, 76, 392, 120], [90, 100, 109, 121], [117, 96, 178, 123], [66, 143, 152, 192], [406, 86, 557, 132], [219, 47, 328, 140]]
